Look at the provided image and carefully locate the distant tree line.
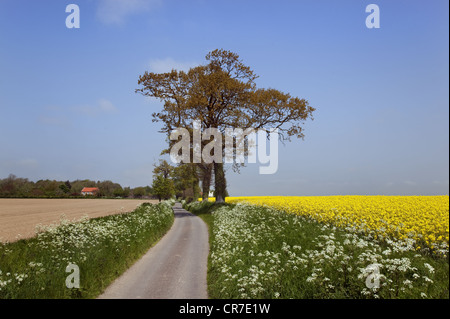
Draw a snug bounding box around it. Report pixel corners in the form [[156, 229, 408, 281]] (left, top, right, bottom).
[[0, 174, 152, 199]]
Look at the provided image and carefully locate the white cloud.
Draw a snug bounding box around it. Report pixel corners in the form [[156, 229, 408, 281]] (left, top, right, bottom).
[[97, 0, 161, 25], [148, 57, 198, 73], [73, 98, 118, 117], [39, 99, 118, 126], [98, 98, 118, 113]]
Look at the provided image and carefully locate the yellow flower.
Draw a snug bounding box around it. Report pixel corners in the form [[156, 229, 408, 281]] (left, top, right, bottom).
[[226, 195, 449, 251]]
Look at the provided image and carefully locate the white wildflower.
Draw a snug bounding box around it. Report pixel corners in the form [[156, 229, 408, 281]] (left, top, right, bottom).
[[424, 263, 435, 274]]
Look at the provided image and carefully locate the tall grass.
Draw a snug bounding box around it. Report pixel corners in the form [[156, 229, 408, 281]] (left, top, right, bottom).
[[187, 201, 449, 299], [0, 202, 174, 299]]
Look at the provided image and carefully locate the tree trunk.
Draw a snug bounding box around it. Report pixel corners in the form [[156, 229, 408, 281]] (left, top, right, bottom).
[[214, 162, 226, 203], [192, 164, 200, 200], [201, 164, 212, 201]]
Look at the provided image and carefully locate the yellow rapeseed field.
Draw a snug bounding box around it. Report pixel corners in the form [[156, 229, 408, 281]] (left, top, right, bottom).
[[221, 196, 449, 249]]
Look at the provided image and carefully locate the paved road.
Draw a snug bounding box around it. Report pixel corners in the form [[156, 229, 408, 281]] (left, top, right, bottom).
[[98, 203, 209, 299]]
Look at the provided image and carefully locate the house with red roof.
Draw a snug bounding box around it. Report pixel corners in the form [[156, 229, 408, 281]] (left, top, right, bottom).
[[81, 187, 99, 196]]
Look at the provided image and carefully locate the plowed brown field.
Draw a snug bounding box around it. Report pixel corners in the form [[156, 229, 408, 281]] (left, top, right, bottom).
[[0, 198, 158, 242]]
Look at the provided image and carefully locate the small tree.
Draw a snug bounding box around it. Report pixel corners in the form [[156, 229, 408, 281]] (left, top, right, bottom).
[[59, 183, 70, 194], [133, 187, 146, 198], [172, 164, 200, 201], [123, 187, 131, 198], [152, 175, 174, 202], [113, 187, 124, 197], [153, 160, 173, 179]]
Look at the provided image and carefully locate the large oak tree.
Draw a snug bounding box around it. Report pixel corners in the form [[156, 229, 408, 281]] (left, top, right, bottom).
[[136, 49, 315, 203]]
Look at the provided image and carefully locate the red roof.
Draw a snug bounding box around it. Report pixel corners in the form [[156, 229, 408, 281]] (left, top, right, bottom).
[[81, 187, 99, 192]]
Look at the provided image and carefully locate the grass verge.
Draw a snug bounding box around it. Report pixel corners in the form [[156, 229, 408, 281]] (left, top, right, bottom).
[[186, 201, 449, 299], [0, 201, 174, 299]]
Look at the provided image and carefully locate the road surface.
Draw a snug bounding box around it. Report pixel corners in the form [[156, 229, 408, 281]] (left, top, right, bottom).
[[98, 203, 209, 299]]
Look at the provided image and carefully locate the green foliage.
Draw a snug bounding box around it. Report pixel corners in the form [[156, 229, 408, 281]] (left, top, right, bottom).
[[59, 184, 70, 194], [151, 175, 174, 201], [113, 187, 124, 198], [153, 160, 173, 179], [151, 160, 199, 201], [172, 164, 200, 200], [122, 187, 131, 198], [132, 187, 146, 198]]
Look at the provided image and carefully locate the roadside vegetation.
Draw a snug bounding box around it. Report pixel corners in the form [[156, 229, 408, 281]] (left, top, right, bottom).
[[186, 201, 449, 299], [0, 201, 174, 299]]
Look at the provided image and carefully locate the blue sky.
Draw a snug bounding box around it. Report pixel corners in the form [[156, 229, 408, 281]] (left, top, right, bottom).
[[0, 0, 448, 196]]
